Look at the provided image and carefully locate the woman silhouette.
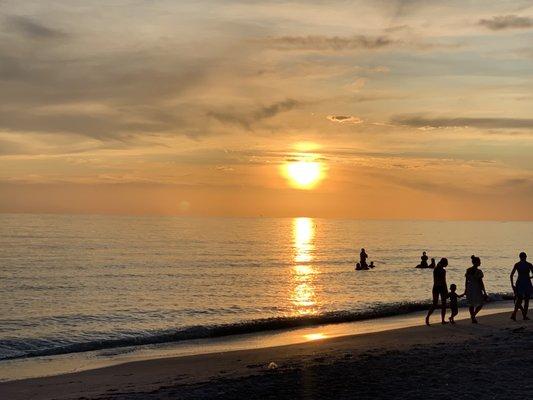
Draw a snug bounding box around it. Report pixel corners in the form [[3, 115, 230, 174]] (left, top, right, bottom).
[[425, 258, 448, 325], [510, 252, 533, 321], [464, 255, 488, 323]]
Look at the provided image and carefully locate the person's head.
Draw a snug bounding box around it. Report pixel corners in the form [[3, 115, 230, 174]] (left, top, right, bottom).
[[437, 257, 448, 268], [519, 252, 527, 261], [361, 248, 365, 252], [423, 251, 426, 256], [450, 284, 457, 292], [471, 255, 481, 267], [370, 261, 374, 265], [431, 258, 435, 263]]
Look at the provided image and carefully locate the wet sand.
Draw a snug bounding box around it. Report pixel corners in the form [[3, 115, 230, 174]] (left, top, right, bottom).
[[1, 311, 531, 400]]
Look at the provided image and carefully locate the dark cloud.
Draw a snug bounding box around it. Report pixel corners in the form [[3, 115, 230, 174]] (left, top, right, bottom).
[[263, 35, 396, 51], [208, 99, 300, 129], [4, 15, 67, 39], [392, 115, 533, 130], [479, 15, 533, 31], [327, 115, 363, 124]]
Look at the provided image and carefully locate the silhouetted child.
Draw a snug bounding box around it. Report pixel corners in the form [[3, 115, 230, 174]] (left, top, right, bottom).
[[448, 284, 464, 324]]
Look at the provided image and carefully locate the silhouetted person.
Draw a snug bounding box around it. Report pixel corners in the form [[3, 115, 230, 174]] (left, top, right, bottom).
[[510, 252, 533, 321], [465, 255, 488, 323], [447, 283, 464, 324], [429, 258, 436, 269], [369, 261, 375, 269], [360, 248, 368, 269], [425, 257, 448, 325], [420, 251, 429, 268]]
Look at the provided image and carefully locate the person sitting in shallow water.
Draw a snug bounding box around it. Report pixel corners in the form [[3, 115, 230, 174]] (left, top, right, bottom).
[[420, 251, 429, 268], [429, 258, 436, 268], [360, 248, 368, 269], [369, 261, 375, 268]]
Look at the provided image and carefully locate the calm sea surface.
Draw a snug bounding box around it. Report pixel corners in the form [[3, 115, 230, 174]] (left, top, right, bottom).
[[0, 214, 531, 360]]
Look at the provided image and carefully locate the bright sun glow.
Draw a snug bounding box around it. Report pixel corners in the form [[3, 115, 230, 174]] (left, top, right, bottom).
[[285, 161, 323, 189]]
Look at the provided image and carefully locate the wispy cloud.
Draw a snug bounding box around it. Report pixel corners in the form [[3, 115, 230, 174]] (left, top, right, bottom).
[[392, 115, 533, 130], [262, 35, 396, 51], [4, 15, 67, 39], [208, 99, 300, 129], [479, 15, 533, 31]]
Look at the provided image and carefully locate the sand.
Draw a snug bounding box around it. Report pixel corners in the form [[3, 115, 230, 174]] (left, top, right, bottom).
[[0, 311, 531, 400]]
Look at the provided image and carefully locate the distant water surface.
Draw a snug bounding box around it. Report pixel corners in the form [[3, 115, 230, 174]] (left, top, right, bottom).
[[0, 214, 531, 360]]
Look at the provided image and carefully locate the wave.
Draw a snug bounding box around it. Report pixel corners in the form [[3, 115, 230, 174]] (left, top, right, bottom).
[[0, 293, 515, 361]]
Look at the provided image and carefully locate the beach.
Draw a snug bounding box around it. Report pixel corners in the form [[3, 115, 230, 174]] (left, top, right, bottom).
[[1, 310, 531, 400]]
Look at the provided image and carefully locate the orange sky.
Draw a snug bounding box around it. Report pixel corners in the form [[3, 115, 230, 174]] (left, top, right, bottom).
[[0, 1, 532, 219]]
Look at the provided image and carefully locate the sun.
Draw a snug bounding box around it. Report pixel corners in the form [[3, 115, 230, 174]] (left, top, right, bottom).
[[284, 160, 324, 189]]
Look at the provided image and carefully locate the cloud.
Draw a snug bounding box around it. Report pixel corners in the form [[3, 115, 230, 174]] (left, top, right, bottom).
[[327, 115, 363, 124], [262, 35, 396, 51], [208, 99, 300, 129], [479, 15, 533, 31], [4, 15, 67, 39], [392, 115, 533, 130]]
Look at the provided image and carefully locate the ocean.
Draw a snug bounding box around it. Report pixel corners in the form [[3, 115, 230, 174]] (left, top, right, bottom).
[[0, 214, 531, 361]]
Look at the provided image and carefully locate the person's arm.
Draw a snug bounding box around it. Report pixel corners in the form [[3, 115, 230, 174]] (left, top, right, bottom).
[[480, 275, 488, 298], [510, 265, 517, 292]]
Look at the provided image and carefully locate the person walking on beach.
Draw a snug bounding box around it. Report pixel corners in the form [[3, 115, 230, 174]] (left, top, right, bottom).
[[510, 252, 533, 321], [360, 248, 368, 269], [425, 258, 448, 325], [464, 255, 488, 324], [447, 283, 463, 324]]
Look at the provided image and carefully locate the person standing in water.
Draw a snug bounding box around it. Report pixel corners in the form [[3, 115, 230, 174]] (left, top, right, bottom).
[[510, 252, 533, 321], [420, 251, 429, 268], [360, 248, 368, 269], [464, 255, 488, 324], [425, 258, 448, 325]]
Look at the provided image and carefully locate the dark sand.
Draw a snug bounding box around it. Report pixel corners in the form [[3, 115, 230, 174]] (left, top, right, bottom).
[[1, 311, 531, 400]]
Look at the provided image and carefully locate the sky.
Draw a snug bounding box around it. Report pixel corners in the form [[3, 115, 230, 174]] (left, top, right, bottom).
[[0, 0, 532, 220]]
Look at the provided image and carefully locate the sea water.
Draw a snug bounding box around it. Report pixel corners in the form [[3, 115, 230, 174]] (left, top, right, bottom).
[[0, 214, 531, 360]]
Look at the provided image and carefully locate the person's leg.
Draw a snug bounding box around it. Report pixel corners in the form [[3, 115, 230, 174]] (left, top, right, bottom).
[[474, 305, 483, 318], [511, 295, 523, 320], [440, 293, 447, 324], [523, 295, 530, 320], [469, 306, 476, 322], [426, 290, 439, 325]]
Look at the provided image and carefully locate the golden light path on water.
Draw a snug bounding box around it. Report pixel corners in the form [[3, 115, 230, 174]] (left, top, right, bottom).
[[291, 217, 319, 315]]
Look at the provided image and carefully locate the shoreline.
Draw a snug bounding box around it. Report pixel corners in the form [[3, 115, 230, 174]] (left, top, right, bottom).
[[1, 307, 531, 399], [0, 301, 514, 382]]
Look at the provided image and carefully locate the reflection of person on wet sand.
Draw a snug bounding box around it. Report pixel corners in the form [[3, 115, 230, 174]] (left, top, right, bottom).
[[510, 252, 532, 321], [465, 255, 488, 324], [425, 258, 448, 325]]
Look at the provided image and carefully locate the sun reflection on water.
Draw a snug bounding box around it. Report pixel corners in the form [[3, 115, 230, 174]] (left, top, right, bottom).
[[291, 217, 319, 315]]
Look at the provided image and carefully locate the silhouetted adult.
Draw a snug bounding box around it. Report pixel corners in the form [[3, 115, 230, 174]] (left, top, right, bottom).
[[425, 257, 448, 325], [420, 251, 429, 268], [360, 248, 368, 268], [465, 255, 488, 323], [429, 258, 436, 269], [510, 252, 533, 321]]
